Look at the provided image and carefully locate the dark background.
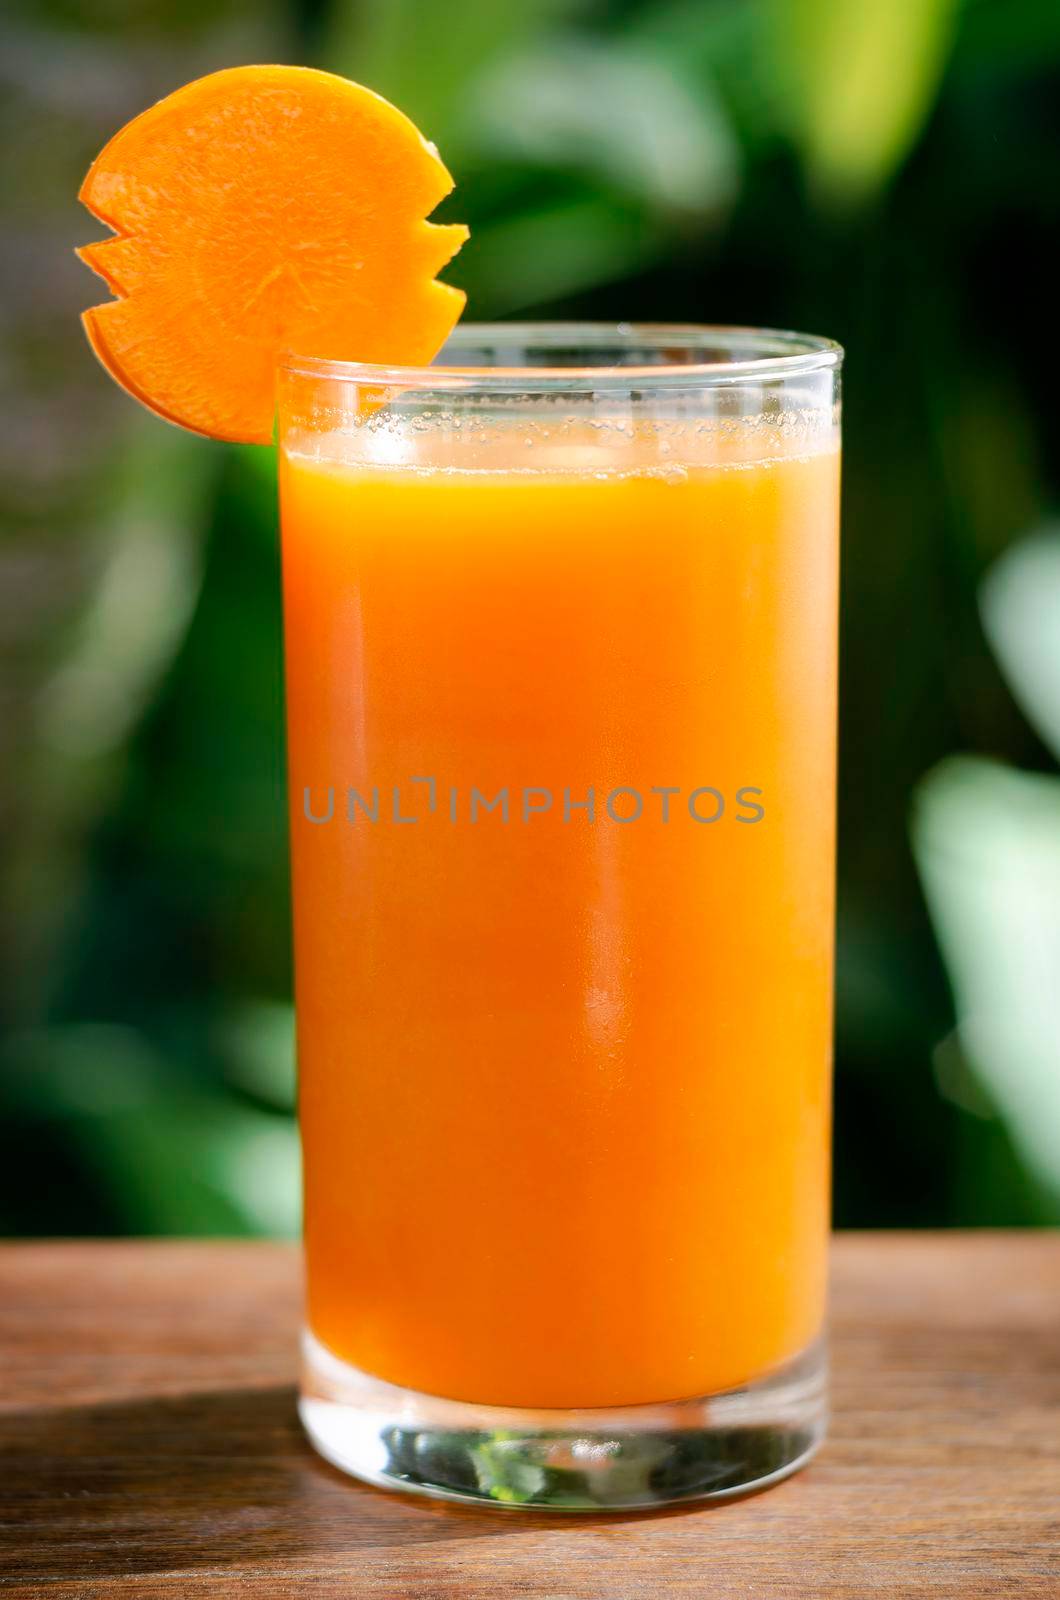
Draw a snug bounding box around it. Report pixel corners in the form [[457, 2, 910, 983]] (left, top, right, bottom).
[[2, 0, 1058, 1236]]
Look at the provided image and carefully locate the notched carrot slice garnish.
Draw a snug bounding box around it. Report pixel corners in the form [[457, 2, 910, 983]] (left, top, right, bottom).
[[78, 65, 468, 444]]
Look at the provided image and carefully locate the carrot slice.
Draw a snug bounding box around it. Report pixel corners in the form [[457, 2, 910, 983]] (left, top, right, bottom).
[[78, 65, 468, 444]]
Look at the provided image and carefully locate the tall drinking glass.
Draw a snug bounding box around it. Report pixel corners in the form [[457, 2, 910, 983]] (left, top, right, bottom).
[[279, 325, 841, 1509]]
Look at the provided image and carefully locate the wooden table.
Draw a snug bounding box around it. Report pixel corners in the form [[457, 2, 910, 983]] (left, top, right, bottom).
[[1, 1234, 1057, 1596]]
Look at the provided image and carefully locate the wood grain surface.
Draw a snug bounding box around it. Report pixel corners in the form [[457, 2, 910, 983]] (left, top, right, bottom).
[[0, 1233, 1057, 1597]]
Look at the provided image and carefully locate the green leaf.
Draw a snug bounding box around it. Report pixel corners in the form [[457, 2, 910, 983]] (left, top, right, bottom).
[[466, 40, 739, 215], [4, 1024, 300, 1236], [980, 528, 1060, 764], [768, 0, 960, 201], [218, 999, 296, 1112], [912, 757, 1060, 1206]]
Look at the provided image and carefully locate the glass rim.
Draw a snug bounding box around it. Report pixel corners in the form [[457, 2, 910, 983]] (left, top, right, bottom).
[[279, 322, 843, 391]]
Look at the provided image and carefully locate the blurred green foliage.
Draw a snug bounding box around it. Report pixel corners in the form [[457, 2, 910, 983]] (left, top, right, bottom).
[[1, 0, 1058, 1235], [913, 527, 1060, 1217]]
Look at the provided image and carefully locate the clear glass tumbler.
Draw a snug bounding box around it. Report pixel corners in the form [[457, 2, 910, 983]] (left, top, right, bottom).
[[279, 325, 841, 1509]]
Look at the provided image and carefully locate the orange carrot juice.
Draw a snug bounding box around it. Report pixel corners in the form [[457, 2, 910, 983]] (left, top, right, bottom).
[[282, 403, 838, 1412]]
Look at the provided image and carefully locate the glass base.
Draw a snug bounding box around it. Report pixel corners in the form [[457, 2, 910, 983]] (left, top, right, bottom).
[[300, 1331, 826, 1511]]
